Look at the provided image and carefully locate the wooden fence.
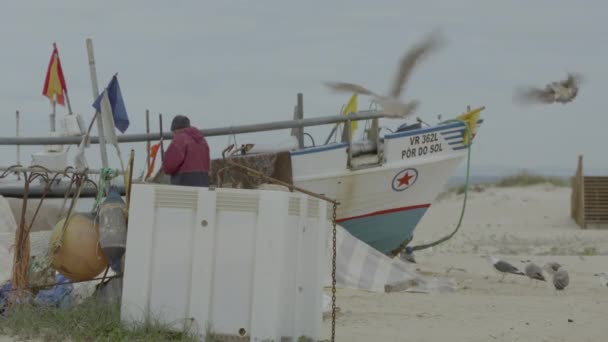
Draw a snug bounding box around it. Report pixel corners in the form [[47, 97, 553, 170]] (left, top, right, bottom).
[[571, 155, 608, 228]]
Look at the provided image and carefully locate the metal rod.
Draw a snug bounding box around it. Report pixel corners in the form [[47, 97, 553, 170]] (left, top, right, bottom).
[[0, 166, 113, 174], [145, 109, 150, 171], [86, 38, 109, 169], [159, 113, 165, 161], [50, 101, 56, 133], [324, 125, 338, 146], [6, 274, 123, 292], [64, 92, 73, 115], [296, 93, 304, 148], [15, 111, 20, 180], [0, 110, 401, 145], [290, 105, 297, 137]]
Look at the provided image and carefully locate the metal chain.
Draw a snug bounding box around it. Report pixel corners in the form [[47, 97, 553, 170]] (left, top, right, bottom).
[[331, 202, 338, 342]]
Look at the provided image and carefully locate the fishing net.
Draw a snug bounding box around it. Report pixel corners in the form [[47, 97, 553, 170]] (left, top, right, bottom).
[[147, 149, 293, 189], [210, 151, 293, 189], [211, 153, 276, 189]]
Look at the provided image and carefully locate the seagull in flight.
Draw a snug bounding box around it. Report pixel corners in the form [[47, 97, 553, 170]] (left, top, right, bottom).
[[514, 73, 583, 105], [325, 30, 446, 119]]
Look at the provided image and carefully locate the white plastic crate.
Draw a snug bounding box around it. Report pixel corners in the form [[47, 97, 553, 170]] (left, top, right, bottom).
[[31, 150, 68, 170], [121, 184, 328, 341]]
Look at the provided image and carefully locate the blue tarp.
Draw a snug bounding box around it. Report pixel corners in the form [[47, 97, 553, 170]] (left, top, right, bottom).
[[1, 274, 74, 315], [0, 281, 12, 314], [34, 274, 74, 308]]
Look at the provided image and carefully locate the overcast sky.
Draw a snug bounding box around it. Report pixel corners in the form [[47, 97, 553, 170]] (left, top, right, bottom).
[[0, 0, 606, 176]]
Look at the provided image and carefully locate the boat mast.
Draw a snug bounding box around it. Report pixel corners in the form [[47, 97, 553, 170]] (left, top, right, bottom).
[[86, 38, 109, 169]]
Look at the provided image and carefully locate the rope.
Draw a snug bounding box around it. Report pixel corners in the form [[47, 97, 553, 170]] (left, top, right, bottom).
[[408, 119, 473, 252], [50, 175, 87, 253], [93, 168, 119, 211]]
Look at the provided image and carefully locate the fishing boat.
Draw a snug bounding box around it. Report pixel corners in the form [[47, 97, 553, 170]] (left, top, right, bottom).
[[0, 100, 483, 257], [290, 115, 483, 256], [208, 101, 484, 256]]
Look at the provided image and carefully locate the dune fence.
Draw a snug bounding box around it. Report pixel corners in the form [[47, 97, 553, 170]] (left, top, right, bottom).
[[571, 155, 608, 228]]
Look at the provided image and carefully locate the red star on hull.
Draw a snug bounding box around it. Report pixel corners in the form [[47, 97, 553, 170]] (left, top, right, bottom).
[[396, 172, 414, 187]]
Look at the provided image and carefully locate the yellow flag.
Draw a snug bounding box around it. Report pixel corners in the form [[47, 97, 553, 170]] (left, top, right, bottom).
[[342, 94, 358, 137], [456, 107, 482, 145]]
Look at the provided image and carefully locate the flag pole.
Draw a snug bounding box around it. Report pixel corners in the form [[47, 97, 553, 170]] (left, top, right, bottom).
[[50, 100, 56, 132], [64, 91, 73, 115], [145, 109, 150, 171], [85, 38, 110, 170], [16, 110, 21, 181], [53, 43, 73, 115], [158, 113, 165, 162]]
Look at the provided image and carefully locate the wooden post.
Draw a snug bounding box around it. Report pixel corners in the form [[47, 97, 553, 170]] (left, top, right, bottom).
[[346, 117, 353, 168], [572, 155, 580, 224], [579, 155, 586, 228], [577, 155, 585, 228], [126, 149, 135, 213], [571, 174, 576, 221], [145, 110, 150, 171]]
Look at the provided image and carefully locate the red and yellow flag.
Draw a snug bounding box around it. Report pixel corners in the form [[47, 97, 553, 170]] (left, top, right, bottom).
[[42, 43, 67, 106]]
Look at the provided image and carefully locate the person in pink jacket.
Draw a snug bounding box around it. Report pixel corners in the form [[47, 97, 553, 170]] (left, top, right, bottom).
[[162, 115, 210, 187]]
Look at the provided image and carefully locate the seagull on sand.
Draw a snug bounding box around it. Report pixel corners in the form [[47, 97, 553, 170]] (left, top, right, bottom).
[[552, 269, 570, 293], [514, 73, 583, 105], [482, 255, 525, 282], [595, 272, 608, 288], [325, 30, 446, 119], [543, 261, 562, 276], [524, 262, 546, 285]]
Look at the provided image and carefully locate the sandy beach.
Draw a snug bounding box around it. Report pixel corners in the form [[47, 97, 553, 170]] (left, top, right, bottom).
[[2, 184, 607, 341], [321, 184, 608, 342]]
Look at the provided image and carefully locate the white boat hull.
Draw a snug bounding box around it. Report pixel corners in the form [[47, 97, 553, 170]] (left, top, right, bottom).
[[290, 119, 482, 255]]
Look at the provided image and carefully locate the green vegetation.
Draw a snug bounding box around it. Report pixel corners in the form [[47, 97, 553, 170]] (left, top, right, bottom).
[[494, 171, 569, 188], [438, 171, 570, 200], [0, 299, 197, 342], [579, 246, 598, 256], [1, 300, 322, 341]]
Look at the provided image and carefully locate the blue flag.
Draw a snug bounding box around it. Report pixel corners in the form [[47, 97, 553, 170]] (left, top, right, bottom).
[[92, 75, 129, 133]]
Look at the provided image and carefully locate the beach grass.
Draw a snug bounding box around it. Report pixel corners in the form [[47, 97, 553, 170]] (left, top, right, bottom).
[[0, 299, 198, 342], [494, 170, 569, 188], [440, 171, 570, 198]]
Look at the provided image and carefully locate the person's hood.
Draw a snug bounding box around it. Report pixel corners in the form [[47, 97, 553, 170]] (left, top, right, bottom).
[[178, 126, 203, 143]]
